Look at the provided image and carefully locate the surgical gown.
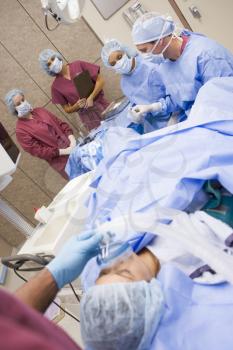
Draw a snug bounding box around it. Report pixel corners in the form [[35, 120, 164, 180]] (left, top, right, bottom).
[[121, 55, 174, 131], [86, 77, 233, 226], [152, 264, 233, 350], [158, 31, 233, 115]]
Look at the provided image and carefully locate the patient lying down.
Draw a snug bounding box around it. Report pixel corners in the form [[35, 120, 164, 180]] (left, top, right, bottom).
[[96, 248, 160, 286], [81, 248, 164, 350], [80, 240, 233, 350]]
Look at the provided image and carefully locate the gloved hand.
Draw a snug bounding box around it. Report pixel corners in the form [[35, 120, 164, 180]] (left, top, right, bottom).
[[59, 146, 72, 156], [68, 134, 76, 149], [47, 231, 103, 289], [130, 102, 162, 123]]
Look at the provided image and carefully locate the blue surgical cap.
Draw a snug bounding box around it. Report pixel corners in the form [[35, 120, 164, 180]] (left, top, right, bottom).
[[5, 89, 24, 116], [80, 279, 165, 350], [39, 49, 63, 76], [132, 12, 175, 45], [101, 39, 137, 67]]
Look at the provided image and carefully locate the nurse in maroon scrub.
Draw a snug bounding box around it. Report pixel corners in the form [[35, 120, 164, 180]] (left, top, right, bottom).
[[39, 49, 110, 132], [5, 89, 76, 179]]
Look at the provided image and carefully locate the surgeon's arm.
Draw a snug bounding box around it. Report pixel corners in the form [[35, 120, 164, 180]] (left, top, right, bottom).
[[157, 95, 181, 116], [14, 232, 102, 313], [199, 53, 233, 84], [15, 268, 58, 313], [148, 68, 181, 116]]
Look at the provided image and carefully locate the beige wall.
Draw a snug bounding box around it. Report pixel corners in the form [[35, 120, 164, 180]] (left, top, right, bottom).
[[174, 0, 233, 52], [0, 0, 122, 251], [83, 0, 183, 47]]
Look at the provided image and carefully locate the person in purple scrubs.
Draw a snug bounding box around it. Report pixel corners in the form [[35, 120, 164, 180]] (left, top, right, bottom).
[[39, 49, 110, 133], [5, 89, 76, 179]]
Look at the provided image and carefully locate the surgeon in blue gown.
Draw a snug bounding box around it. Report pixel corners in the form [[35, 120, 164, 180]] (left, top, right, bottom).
[[131, 12, 233, 121], [101, 39, 177, 133]]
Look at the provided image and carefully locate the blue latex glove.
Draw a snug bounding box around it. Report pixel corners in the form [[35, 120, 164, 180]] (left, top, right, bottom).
[[47, 231, 103, 289]]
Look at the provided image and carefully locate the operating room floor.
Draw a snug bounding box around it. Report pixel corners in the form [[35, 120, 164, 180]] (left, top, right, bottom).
[[56, 278, 83, 347], [58, 302, 83, 347]]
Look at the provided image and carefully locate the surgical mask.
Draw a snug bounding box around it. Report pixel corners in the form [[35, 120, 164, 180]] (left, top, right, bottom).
[[49, 56, 63, 74], [141, 52, 164, 64], [15, 100, 32, 117], [114, 54, 133, 75], [143, 34, 174, 61], [143, 16, 177, 60]]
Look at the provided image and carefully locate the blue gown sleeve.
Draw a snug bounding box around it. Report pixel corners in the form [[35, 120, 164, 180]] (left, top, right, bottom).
[[148, 68, 182, 116], [198, 52, 233, 84], [158, 95, 181, 116]]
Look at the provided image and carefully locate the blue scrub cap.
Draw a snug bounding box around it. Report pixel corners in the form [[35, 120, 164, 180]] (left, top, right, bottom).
[[132, 12, 175, 45], [101, 39, 137, 67], [5, 89, 24, 116], [39, 49, 63, 76], [80, 278, 165, 350]]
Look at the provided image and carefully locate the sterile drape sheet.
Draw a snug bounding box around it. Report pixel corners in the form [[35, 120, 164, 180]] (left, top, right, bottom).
[[86, 77, 233, 227]]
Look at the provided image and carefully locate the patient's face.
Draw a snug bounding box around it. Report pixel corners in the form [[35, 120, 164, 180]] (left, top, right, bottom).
[[96, 250, 159, 285]]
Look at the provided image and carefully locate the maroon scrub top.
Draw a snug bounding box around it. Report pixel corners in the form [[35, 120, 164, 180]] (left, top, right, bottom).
[[16, 107, 73, 179], [51, 60, 109, 132], [0, 288, 82, 350]]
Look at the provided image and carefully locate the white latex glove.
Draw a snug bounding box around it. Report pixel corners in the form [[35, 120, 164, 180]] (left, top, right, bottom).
[[68, 134, 76, 149], [59, 147, 72, 156], [130, 102, 162, 123]]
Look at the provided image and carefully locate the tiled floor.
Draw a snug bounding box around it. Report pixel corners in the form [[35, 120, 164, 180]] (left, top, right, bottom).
[[0, 0, 123, 248]]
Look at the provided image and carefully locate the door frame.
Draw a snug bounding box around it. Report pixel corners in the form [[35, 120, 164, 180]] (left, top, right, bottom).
[[168, 0, 192, 31]]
